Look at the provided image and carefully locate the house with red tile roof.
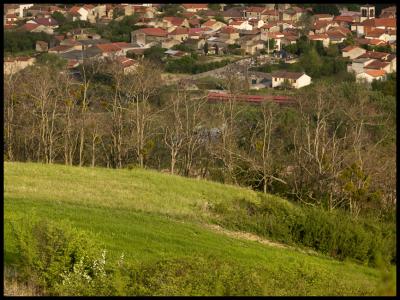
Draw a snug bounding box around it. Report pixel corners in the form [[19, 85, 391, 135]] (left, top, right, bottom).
[[364, 29, 391, 42], [352, 17, 397, 36], [201, 20, 226, 31], [271, 71, 311, 89], [326, 30, 347, 44], [69, 6, 89, 21], [220, 26, 240, 41], [356, 69, 386, 83], [182, 4, 208, 13], [95, 43, 124, 57], [163, 16, 189, 29], [131, 27, 168, 45], [243, 6, 269, 19], [379, 6, 396, 19], [356, 38, 387, 47], [4, 56, 36, 75], [260, 22, 280, 33], [115, 57, 138, 73], [168, 27, 189, 41], [333, 15, 357, 27], [341, 46, 366, 60], [229, 19, 252, 31], [4, 14, 18, 26], [365, 60, 392, 73], [48, 45, 76, 54], [33, 17, 58, 28]]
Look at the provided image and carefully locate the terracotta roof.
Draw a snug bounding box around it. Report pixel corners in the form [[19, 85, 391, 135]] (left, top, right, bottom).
[[365, 60, 390, 70], [327, 31, 346, 39], [69, 6, 81, 14], [308, 33, 329, 40], [20, 23, 40, 31], [163, 16, 186, 26], [314, 14, 333, 18], [116, 57, 137, 68], [138, 27, 167, 37], [96, 43, 122, 53], [357, 38, 386, 46], [48, 45, 74, 52], [188, 18, 200, 26], [169, 27, 189, 35], [364, 69, 386, 77], [271, 71, 305, 80], [365, 28, 386, 38], [230, 20, 245, 26], [342, 45, 361, 52], [334, 15, 355, 23], [263, 9, 278, 16], [112, 42, 133, 48], [361, 18, 397, 28], [202, 20, 217, 27], [221, 26, 237, 34], [182, 4, 208, 10], [262, 22, 279, 29], [359, 51, 390, 60], [83, 4, 94, 10], [6, 14, 17, 18]]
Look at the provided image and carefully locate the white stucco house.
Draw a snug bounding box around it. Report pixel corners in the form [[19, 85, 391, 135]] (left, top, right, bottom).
[[356, 69, 386, 83], [271, 71, 311, 89]]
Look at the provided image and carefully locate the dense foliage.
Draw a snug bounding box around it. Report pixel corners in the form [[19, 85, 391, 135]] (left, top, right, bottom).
[[165, 56, 231, 74], [212, 196, 396, 266], [4, 31, 52, 54]]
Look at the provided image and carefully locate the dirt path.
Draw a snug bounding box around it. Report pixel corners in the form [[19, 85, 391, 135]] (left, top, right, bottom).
[[203, 223, 319, 256], [203, 223, 288, 249]]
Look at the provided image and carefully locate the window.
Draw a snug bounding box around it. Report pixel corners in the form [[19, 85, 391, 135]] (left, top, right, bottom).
[[252, 79, 257, 84], [362, 9, 367, 17]]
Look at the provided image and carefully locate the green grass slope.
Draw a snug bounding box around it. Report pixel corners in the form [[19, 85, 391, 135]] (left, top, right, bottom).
[[3, 162, 394, 296]]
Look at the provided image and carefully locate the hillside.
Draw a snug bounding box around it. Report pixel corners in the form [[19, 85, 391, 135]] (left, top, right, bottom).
[[4, 162, 396, 296]]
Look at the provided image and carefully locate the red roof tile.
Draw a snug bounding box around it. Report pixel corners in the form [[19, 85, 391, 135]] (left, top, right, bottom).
[[20, 23, 40, 31], [138, 27, 167, 37], [182, 4, 208, 10], [163, 17, 186, 26], [364, 69, 386, 77], [169, 27, 189, 35], [96, 43, 122, 53]]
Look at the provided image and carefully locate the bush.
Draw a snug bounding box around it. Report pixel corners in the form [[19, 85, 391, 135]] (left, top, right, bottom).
[[127, 256, 264, 296], [211, 196, 396, 266], [9, 218, 106, 295]]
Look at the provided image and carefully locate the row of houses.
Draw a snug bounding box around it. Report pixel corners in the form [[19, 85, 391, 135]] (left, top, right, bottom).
[[342, 45, 396, 82]]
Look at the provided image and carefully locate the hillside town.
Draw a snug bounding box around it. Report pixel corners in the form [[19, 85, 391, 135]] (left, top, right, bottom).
[[3, 4, 397, 296], [4, 3, 397, 96]]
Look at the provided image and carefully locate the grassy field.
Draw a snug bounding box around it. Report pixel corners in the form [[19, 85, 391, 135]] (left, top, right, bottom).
[[3, 162, 395, 296]]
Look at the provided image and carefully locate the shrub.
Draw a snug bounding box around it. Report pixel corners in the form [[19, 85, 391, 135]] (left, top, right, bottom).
[[9, 218, 104, 294], [211, 196, 396, 266]]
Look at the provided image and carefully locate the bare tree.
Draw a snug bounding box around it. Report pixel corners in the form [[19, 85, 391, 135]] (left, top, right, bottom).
[[123, 60, 161, 168]]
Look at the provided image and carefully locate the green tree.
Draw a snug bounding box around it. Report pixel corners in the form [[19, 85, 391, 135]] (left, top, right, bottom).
[[51, 11, 67, 25], [144, 46, 167, 64], [36, 53, 67, 69], [300, 45, 322, 77]]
